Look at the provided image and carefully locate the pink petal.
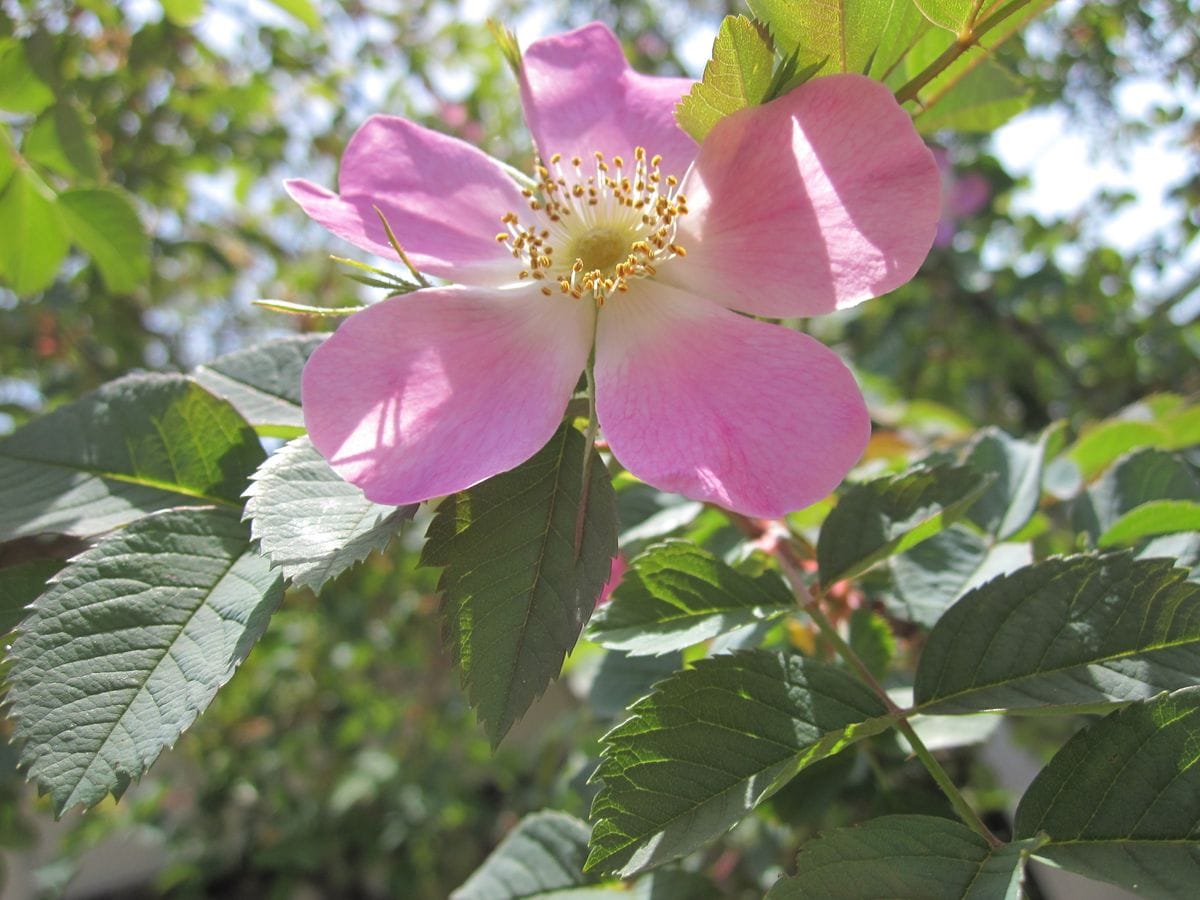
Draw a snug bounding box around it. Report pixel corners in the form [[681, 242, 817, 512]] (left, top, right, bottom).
[[302, 286, 594, 505], [665, 73, 940, 319], [286, 116, 528, 285], [520, 23, 696, 180], [595, 281, 870, 519]]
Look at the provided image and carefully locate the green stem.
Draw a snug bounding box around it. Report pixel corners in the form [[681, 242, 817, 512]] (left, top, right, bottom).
[[573, 357, 599, 560], [894, 0, 1039, 105], [774, 551, 1002, 847]]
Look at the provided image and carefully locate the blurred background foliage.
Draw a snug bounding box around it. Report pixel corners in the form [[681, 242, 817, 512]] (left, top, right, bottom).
[[1, 0, 1197, 896]]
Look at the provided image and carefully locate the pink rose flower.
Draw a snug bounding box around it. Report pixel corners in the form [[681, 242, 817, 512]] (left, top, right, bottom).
[[286, 23, 939, 518]]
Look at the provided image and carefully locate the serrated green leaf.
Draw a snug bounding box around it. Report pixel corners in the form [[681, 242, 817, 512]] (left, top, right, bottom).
[[1100, 500, 1200, 548], [675, 16, 775, 143], [1015, 688, 1200, 899], [6, 507, 283, 815], [587, 541, 792, 656], [887, 525, 1032, 628], [1076, 449, 1200, 543], [244, 436, 414, 593], [915, 58, 1031, 132], [0, 559, 63, 636], [748, 0, 927, 78], [0, 38, 56, 114], [586, 651, 895, 876], [915, 554, 1200, 714], [192, 335, 323, 436], [452, 810, 593, 899], [266, 0, 321, 29], [160, 0, 203, 27], [767, 815, 1042, 899], [0, 373, 265, 541], [58, 187, 150, 293], [422, 425, 618, 745], [818, 464, 994, 584], [964, 425, 1053, 540], [0, 167, 69, 295]]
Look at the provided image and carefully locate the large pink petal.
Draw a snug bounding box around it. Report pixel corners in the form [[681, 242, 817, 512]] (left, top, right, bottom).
[[520, 23, 696, 180], [286, 116, 528, 286], [302, 286, 594, 505], [595, 281, 870, 518], [664, 73, 940, 318]]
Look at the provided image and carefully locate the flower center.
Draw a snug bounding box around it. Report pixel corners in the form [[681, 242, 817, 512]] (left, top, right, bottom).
[[496, 147, 689, 305]]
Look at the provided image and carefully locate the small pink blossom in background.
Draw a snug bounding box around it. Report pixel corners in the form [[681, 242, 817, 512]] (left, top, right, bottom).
[[932, 147, 991, 247], [596, 553, 628, 607], [287, 23, 940, 519]]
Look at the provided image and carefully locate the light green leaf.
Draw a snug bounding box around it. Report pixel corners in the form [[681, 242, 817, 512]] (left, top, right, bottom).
[[1067, 412, 1198, 480], [244, 436, 414, 593], [1015, 688, 1200, 899], [192, 335, 323, 437], [848, 608, 895, 680], [587, 541, 793, 656], [818, 464, 994, 584], [160, 0, 204, 27], [422, 425, 619, 745], [452, 811, 593, 899], [915, 554, 1200, 714], [58, 187, 150, 293], [913, 0, 976, 33], [767, 815, 1042, 899], [0, 559, 64, 636], [266, 0, 321, 30], [6, 507, 283, 815], [1100, 500, 1200, 548], [964, 426, 1053, 539], [1076, 448, 1200, 542], [0, 125, 15, 192], [0, 167, 69, 294], [0, 38, 55, 114], [0, 374, 265, 541], [748, 0, 927, 78], [586, 651, 895, 876], [22, 103, 102, 180], [887, 525, 1032, 628], [915, 58, 1032, 132], [675, 15, 775, 143]]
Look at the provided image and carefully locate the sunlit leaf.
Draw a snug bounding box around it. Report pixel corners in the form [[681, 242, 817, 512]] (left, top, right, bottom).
[[916, 59, 1031, 133], [59, 187, 151, 293], [0, 167, 69, 295], [245, 436, 414, 593], [266, 0, 321, 30], [915, 554, 1200, 714], [0, 374, 264, 541], [423, 425, 619, 745], [1100, 500, 1200, 548], [586, 651, 894, 876], [1015, 688, 1200, 899], [767, 815, 1042, 898], [818, 464, 994, 584], [160, 0, 204, 27], [0, 38, 55, 114], [587, 541, 793, 656], [6, 507, 283, 815], [676, 15, 775, 143]]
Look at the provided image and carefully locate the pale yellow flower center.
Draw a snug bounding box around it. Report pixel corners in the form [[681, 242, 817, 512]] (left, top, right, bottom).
[[496, 147, 689, 305]]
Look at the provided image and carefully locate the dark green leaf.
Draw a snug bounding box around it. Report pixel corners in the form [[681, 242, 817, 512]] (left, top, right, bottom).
[[586, 651, 894, 876], [0, 167, 68, 295], [422, 425, 618, 745], [1015, 688, 1200, 899], [887, 525, 1032, 628], [964, 426, 1053, 539], [0, 374, 265, 541], [585, 649, 683, 720], [192, 335, 322, 436], [244, 436, 414, 593], [0, 559, 63, 636], [1076, 449, 1200, 542], [0, 38, 55, 114], [915, 554, 1200, 714], [767, 815, 1042, 898], [587, 541, 792, 656], [818, 464, 994, 584], [675, 16, 775, 143], [452, 810, 592, 899], [848, 608, 895, 680], [59, 187, 150, 293], [6, 507, 283, 815]]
